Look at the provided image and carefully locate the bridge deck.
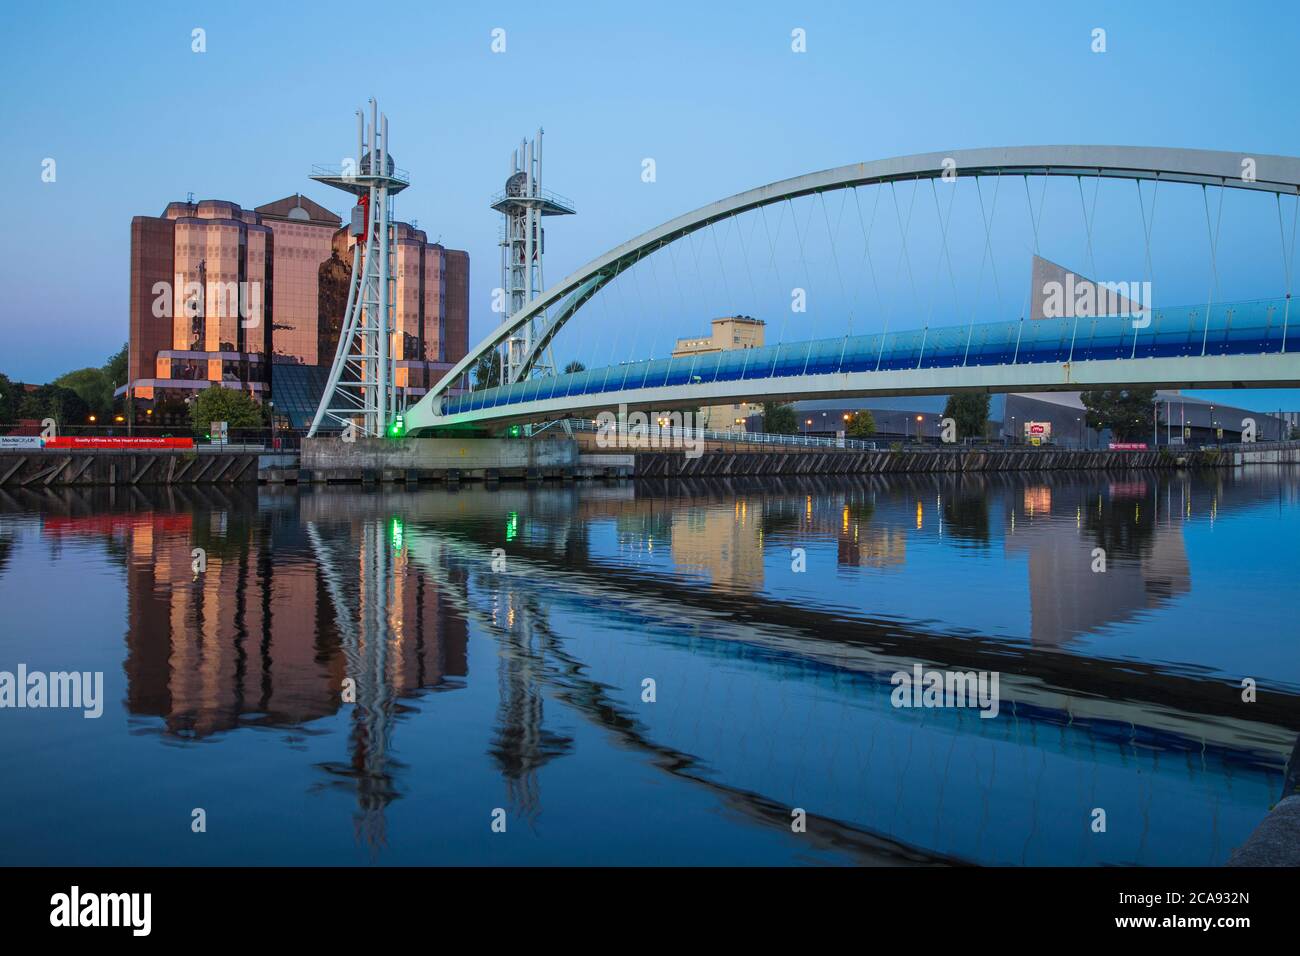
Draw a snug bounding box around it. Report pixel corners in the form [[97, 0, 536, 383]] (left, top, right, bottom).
[[435, 297, 1296, 421]]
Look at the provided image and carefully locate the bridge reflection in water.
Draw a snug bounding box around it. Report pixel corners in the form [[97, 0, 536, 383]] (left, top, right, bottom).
[[3, 468, 1295, 865]]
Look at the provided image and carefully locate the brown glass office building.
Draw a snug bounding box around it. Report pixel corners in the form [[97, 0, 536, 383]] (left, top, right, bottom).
[[126, 194, 469, 428]]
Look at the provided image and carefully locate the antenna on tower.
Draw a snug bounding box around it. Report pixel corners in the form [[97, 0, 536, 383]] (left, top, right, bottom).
[[490, 128, 575, 384], [307, 99, 410, 439]]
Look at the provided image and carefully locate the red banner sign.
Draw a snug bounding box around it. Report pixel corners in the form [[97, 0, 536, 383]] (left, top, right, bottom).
[[43, 436, 195, 449]]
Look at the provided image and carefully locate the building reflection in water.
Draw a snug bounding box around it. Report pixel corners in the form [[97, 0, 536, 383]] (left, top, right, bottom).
[[48, 490, 467, 853], [620, 473, 1197, 647], [670, 498, 765, 592], [1005, 477, 1192, 646]]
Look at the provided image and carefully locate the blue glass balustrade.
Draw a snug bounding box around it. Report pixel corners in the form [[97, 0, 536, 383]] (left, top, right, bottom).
[[439, 297, 1296, 416]]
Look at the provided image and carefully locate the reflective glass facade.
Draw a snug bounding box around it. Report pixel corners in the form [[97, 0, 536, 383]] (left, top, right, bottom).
[[127, 194, 471, 420]]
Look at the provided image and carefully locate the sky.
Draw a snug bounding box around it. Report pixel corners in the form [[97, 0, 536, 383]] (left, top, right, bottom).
[[3, 0, 1299, 407]]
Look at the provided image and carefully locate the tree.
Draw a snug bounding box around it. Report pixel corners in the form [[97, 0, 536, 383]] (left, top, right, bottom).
[[53, 367, 114, 418], [762, 402, 796, 434], [473, 350, 502, 389], [1080, 388, 1156, 442], [17, 384, 89, 428], [103, 343, 128, 390], [0, 373, 15, 426], [846, 410, 876, 438], [189, 386, 265, 435], [563, 360, 586, 374], [943, 393, 990, 440]]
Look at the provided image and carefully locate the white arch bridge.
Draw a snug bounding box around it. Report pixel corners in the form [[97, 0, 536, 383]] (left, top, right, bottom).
[[405, 146, 1300, 434]]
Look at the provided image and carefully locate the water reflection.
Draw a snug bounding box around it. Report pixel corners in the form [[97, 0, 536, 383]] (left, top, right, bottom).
[[0, 467, 1296, 865]]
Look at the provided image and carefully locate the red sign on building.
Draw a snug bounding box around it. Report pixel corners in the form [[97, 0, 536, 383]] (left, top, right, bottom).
[[43, 436, 195, 449]]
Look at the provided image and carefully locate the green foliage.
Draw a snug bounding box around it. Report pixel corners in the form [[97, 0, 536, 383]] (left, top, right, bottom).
[[189, 387, 265, 434], [17, 384, 89, 427], [0, 373, 15, 425], [761, 402, 796, 434], [845, 409, 876, 438], [563, 360, 586, 374], [1080, 388, 1156, 442], [473, 351, 502, 389], [53, 367, 114, 417], [103, 343, 128, 390], [943, 393, 990, 440]]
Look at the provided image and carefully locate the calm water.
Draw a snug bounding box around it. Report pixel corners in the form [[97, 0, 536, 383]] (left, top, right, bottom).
[[1, 468, 1297, 866]]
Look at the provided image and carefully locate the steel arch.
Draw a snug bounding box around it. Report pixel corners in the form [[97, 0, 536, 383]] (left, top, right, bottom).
[[410, 145, 1300, 426]]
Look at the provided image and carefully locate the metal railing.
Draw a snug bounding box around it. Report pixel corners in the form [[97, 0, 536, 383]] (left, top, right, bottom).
[[559, 418, 884, 450], [489, 184, 576, 212], [310, 162, 411, 185]]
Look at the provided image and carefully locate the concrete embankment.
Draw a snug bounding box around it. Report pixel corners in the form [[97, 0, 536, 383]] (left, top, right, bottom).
[[635, 447, 1231, 478], [1228, 736, 1300, 866], [0, 448, 261, 487], [1, 439, 1284, 486]]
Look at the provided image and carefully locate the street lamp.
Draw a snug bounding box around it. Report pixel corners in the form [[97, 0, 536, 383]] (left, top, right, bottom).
[[915, 413, 923, 442]]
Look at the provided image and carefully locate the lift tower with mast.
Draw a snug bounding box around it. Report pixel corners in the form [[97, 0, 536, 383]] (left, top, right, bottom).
[[492, 129, 575, 385], [308, 99, 409, 438]]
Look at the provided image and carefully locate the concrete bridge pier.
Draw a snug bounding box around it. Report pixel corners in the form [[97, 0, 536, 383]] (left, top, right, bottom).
[[300, 436, 580, 483]]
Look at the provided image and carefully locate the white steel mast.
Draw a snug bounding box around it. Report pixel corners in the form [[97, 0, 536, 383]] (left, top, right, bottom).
[[308, 99, 409, 438], [492, 128, 575, 385]]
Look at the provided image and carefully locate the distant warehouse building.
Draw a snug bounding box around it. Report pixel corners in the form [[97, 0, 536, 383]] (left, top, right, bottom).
[[125, 194, 468, 428], [788, 391, 1291, 446]]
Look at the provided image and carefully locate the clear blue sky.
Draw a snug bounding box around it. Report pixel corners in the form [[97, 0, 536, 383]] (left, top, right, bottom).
[[3, 0, 1299, 407]]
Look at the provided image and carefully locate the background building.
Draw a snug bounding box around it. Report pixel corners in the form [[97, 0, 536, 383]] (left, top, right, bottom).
[[788, 390, 1292, 446], [126, 195, 470, 429], [128, 200, 272, 407], [671, 315, 765, 433]]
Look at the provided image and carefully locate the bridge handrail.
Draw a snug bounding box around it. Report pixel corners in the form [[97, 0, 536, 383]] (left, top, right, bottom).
[[562, 418, 884, 450]]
